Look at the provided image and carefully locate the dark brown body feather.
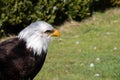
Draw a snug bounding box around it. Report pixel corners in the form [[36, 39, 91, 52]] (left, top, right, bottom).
[[0, 38, 46, 80]]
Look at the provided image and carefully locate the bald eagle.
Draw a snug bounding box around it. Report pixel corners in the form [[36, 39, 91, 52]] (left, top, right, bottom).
[[0, 21, 60, 80]]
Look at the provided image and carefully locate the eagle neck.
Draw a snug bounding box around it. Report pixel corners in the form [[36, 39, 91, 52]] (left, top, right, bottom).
[[19, 36, 50, 55]]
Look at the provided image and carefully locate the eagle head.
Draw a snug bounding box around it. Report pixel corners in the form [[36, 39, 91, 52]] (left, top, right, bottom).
[[18, 21, 60, 55]]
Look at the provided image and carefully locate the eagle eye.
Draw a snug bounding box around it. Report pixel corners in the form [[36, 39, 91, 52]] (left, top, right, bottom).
[[44, 30, 54, 34]]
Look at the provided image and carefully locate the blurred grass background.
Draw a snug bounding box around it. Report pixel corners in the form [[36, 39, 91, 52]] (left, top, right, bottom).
[[34, 8, 120, 80]]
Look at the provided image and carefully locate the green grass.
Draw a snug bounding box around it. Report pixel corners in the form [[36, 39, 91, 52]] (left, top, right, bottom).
[[34, 8, 120, 80], [1, 8, 120, 80]]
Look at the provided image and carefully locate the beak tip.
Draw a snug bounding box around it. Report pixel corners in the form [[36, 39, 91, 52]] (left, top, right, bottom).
[[51, 29, 60, 37]]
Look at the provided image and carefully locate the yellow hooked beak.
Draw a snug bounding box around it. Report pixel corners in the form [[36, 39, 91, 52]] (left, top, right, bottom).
[[50, 29, 60, 37]]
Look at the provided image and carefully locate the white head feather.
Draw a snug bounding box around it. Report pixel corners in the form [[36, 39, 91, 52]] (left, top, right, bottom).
[[18, 21, 54, 55]]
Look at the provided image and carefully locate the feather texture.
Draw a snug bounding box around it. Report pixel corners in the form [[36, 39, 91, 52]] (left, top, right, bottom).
[[0, 21, 58, 80]]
